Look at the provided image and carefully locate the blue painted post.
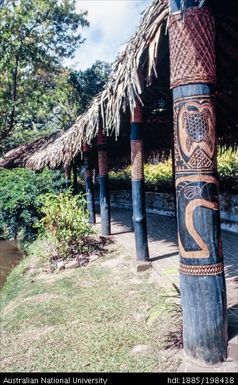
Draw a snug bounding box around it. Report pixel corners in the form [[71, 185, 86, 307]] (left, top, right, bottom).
[[168, 0, 227, 364], [64, 166, 71, 189], [130, 102, 149, 261], [97, 129, 111, 235], [83, 144, 96, 224]]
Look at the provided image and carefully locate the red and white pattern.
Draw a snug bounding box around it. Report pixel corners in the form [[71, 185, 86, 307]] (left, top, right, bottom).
[[131, 140, 144, 181], [169, 7, 216, 89], [98, 150, 108, 176]]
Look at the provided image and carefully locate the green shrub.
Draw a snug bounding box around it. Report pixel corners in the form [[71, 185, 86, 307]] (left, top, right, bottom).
[[144, 159, 174, 192], [109, 168, 131, 191], [0, 168, 65, 241], [109, 160, 174, 193], [109, 147, 238, 193], [217, 147, 238, 193], [37, 191, 93, 260]]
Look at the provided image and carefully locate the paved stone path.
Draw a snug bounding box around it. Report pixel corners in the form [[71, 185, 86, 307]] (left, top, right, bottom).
[[97, 207, 238, 372]]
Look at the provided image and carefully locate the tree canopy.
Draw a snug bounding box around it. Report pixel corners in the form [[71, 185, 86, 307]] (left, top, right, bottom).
[[0, 0, 90, 153], [69, 60, 111, 113]]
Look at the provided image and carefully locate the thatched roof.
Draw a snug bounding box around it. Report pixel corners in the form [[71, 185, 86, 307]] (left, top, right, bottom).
[[1, 0, 238, 170], [0, 132, 61, 169]]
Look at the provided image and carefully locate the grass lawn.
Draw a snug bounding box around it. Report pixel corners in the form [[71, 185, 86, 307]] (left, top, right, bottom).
[[0, 239, 182, 372]]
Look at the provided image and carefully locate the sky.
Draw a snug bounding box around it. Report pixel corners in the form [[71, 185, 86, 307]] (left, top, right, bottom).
[[65, 0, 152, 70]]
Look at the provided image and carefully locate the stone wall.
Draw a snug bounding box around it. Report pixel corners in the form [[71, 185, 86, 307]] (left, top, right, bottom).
[[95, 190, 238, 233]]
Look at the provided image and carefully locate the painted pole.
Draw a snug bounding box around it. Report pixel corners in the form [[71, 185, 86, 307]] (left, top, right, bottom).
[[83, 144, 96, 224], [64, 166, 71, 189], [72, 162, 79, 195], [97, 129, 111, 235], [130, 102, 149, 261], [168, 0, 227, 364]]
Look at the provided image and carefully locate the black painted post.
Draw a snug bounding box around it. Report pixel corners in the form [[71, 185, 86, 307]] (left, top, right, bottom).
[[83, 144, 96, 224], [130, 102, 149, 261], [168, 0, 227, 364], [64, 166, 71, 189], [72, 162, 79, 195], [97, 129, 111, 236]]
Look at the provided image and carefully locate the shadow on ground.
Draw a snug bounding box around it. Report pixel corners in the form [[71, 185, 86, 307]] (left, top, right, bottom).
[[96, 206, 238, 344]]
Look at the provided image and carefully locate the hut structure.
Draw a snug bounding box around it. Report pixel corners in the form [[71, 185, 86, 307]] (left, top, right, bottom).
[[1, 0, 238, 366]]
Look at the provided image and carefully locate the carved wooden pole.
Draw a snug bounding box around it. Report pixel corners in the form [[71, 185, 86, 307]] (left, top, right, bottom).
[[64, 166, 71, 189], [72, 160, 80, 195], [168, 0, 227, 364], [130, 101, 149, 261], [97, 129, 111, 235], [83, 144, 96, 224]]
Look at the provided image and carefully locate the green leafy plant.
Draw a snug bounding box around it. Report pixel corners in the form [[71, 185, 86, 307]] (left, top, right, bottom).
[[0, 168, 65, 242], [37, 191, 93, 260], [144, 159, 174, 192], [0, 0, 89, 149], [109, 147, 238, 193], [217, 147, 238, 193]]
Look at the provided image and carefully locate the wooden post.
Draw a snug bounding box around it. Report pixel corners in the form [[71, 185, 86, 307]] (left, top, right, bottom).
[[72, 161, 79, 195], [97, 129, 111, 235], [64, 166, 71, 189], [130, 102, 149, 261], [83, 144, 96, 224], [168, 0, 227, 364]]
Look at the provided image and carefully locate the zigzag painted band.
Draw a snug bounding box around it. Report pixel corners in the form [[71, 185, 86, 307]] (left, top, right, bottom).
[[180, 262, 224, 276]]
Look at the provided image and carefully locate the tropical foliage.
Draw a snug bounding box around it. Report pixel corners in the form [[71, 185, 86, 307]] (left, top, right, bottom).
[[37, 191, 93, 260], [0, 1, 112, 248], [69, 60, 111, 113], [109, 147, 238, 193], [217, 147, 238, 193], [0, 168, 65, 241], [109, 158, 174, 192], [0, 0, 89, 153]]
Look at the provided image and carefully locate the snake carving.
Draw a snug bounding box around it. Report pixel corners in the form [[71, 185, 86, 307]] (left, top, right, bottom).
[[176, 175, 219, 259], [178, 198, 218, 258]]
